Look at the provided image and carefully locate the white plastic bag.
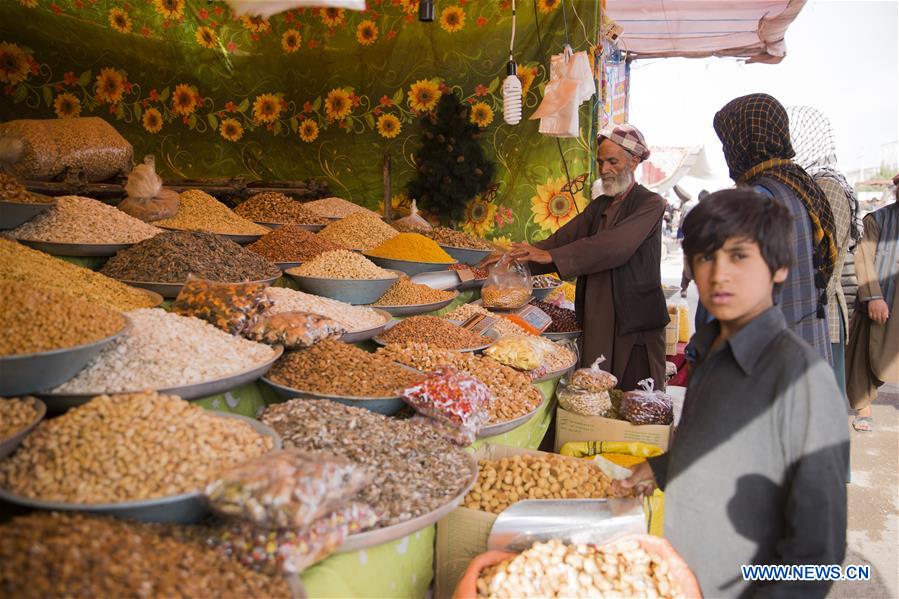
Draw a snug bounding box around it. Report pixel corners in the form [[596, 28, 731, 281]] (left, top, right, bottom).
[[118, 156, 179, 222], [531, 49, 594, 138], [392, 199, 431, 230]]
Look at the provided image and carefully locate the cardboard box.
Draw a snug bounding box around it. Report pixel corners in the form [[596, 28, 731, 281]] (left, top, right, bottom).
[[434, 445, 604, 599], [554, 406, 673, 452]]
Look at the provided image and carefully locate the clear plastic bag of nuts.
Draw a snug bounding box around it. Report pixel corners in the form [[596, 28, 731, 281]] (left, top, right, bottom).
[[621, 378, 674, 425], [243, 311, 345, 349], [171, 276, 273, 336], [482, 254, 532, 309], [557, 356, 617, 417], [402, 367, 494, 446], [569, 355, 618, 392], [204, 449, 373, 529]]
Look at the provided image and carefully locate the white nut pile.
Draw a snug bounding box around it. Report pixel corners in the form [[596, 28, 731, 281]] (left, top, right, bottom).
[[302, 197, 381, 219], [52, 308, 277, 394], [293, 249, 396, 280], [477, 539, 682, 599], [9, 195, 161, 244], [0, 392, 274, 503], [265, 287, 387, 332]]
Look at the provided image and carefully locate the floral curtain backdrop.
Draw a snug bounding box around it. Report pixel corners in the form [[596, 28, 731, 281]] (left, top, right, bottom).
[[0, 0, 615, 243]]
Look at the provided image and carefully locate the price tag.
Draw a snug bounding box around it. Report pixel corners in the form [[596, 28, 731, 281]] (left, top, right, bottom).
[[513, 304, 552, 333]]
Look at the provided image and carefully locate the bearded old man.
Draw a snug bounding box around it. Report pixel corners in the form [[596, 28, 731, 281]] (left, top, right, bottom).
[[510, 125, 669, 390]]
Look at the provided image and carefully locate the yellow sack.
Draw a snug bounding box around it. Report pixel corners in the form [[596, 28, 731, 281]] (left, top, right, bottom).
[[559, 441, 666, 537], [677, 304, 691, 343]]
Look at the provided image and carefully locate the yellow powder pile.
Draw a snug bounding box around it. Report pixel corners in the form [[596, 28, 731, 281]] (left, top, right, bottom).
[[366, 233, 456, 264]]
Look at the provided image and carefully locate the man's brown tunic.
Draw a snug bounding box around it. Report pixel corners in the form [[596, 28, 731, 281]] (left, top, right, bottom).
[[532, 183, 668, 390]]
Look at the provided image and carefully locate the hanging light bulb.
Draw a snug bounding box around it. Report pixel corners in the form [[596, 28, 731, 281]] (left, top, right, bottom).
[[502, 60, 522, 125], [502, 0, 521, 125]]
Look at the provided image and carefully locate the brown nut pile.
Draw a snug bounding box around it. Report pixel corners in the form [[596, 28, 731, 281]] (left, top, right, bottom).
[[9, 195, 161, 244], [293, 249, 396, 280], [476, 539, 681, 598], [374, 277, 455, 306], [422, 226, 493, 250], [0, 397, 39, 439], [378, 316, 491, 349], [247, 225, 346, 263], [155, 189, 270, 235], [317, 212, 399, 251], [261, 399, 475, 527], [234, 191, 329, 225], [0, 282, 125, 356], [267, 339, 423, 397], [0, 238, 156, 311], [376, 342, 543, 423], [303, 196, 381, 219], [0, 512, 291, 599], [0, 392, 274, 503], [531, 299, 580, 333], [0, 173, 50, 203], [464, 454, 623, 513]]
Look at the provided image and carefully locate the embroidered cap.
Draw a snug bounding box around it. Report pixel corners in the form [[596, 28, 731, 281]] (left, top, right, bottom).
[[597, 124, 651, 161]]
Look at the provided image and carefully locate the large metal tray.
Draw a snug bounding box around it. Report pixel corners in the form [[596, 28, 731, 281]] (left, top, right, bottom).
[[542, 330, 582, 341], [0, 398, 46, 459], [15, 238, 136, 257], [37, 346, 284, 411], [116, 275, 280, 299], [336, 450, 479, 553], [256, 221, 326, 232], [366, 255, 456, 276], [0, 320, 129, 396], [260, 376, 407, 416], [340, 308, 392, 343], [285, 269, 398, 305], [531, 359, 578, 383], [478, 388, 546, 438], [0, 412, 281, 524], [373, 321, 498, 353], [440, 245, 492, 266], [0, 195, 56, 230], [374, 291, 459, 317]]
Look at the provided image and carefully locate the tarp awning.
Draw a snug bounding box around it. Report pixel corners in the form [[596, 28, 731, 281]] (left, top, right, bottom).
[[606, 0, 807, 63]]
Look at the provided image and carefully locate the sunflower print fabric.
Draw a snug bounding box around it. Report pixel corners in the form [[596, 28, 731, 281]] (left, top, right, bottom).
[[0, 0, 622, 244]]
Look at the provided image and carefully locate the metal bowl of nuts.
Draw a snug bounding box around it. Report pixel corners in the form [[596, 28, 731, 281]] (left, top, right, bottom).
[[37, 345, 284, 412], [116, 274, 281, 299], [0, 397, 46, 459], [542, 330, 582, 341], [0, 194, 57, 230], [259, 376, 407, 416], [366, 255, 458, 277], [531, 275, 562, 301], [340, 308, 392, 343], [439, 245, 493, 266], [16, 239, 136, 258], [274, 261, 303, 271], [337, 449, 479, 553], [0, 412, 282, 524], [0, 318, 130, 397], [372, 321, 499, 353], [285, 271, 399, 305], [256, 221, 326, 233], [374, 291, 461, 317], [479, 388, 546, 438]]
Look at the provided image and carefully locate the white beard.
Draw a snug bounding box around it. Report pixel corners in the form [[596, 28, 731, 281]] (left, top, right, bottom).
[[600, 171, 635, 197]]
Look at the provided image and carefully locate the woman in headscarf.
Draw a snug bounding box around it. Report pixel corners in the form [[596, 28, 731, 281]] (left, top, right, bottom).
[[788, 105, 859, 397], [844, 174, 899, 432], [714, 93, 836, 363]]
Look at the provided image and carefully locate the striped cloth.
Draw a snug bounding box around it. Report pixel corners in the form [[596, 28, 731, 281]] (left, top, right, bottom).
[[597, 124, 651, 161], [754, 177, 833, 365]]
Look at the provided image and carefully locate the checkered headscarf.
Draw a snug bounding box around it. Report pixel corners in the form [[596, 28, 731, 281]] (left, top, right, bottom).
[[714, 93, 838, 311], [598, 124, 651, 161], [787, 105, 860, 244]]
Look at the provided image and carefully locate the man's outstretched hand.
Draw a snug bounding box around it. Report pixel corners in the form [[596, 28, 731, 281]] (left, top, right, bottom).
[[510, 243, 553, 264]]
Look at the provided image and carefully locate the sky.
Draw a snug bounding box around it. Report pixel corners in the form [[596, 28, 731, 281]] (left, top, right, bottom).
[[627, 0, 898, 192]]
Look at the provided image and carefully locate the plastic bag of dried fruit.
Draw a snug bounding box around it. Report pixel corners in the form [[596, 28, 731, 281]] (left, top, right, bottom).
[[118, 155, 180, 222], [569, 355, 618, 392], [171, 276, 272, 336], [204, 502, 379, 576], [243, 311, 345, 349], [557, 383, 614, 418], [482, 254, 532, 309], [402, 367, 494, 446], [483, 335, 546, 370], [0, 117, 133, 182], [205, 449, 373, 529], [621, 378, 673, 425], [392, 199, 431, 231]]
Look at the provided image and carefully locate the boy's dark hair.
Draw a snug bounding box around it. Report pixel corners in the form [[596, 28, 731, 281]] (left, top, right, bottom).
[[683, 188, 794, 278]]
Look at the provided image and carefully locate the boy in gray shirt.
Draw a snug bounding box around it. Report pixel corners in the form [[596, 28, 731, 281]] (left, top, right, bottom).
[[620, 189, 849, 598]]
